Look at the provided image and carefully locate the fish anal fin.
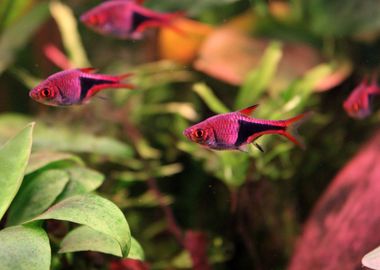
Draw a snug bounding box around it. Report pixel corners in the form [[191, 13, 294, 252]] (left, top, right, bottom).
[[239, 104, 259, 116], [87, 83, 135, 97], [79, 67, 97, 74]]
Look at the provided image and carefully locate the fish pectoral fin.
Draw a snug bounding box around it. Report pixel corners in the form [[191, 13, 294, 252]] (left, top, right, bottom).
[[238, 144, 249, 153], [253, 142, 264, 152]]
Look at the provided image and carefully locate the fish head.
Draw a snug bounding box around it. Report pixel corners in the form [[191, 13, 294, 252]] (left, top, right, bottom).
[[80, 9, 108, 30], [343, 99, 371, 119], [183, 122, 215, 147], [343, 83, 372, 119], [80, 2, 126, 37], [29, 82, 61, 106]]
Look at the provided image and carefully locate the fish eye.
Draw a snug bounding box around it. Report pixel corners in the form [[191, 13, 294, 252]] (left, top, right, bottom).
[[194, 129, 204, 138], [40, 88, 53, 98]]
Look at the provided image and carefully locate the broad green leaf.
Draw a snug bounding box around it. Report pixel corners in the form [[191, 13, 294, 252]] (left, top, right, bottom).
[[0, 123, 34, 220], [7, 170, 69, 226], [50, 1, 89, 67], [59, 225, 122, 257], [0, 2, 49, 74], [26, 151, 83, 175], [60, 226, 144, 259], [0, 224, 50, 270], [235, 42, 282, 109], [30, 194, 131, 256], [32, 124, 133, 158], [0, 114, 134, 158], [128, 237, 145, 260], [57, 167, 105, 200], [193, 83, 229, 114]]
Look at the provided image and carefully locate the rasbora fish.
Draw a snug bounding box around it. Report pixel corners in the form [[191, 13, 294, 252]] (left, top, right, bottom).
[[29, 68, 134, 106], [80, 0, 183, 39], [183, 105, 309, 151], [343, 77, 380, 119]]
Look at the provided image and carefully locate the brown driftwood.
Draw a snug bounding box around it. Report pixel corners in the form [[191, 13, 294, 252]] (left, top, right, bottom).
[[288, 130, 380, 270]]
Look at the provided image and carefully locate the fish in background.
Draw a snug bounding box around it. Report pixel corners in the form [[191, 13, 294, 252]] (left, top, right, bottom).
[[80, 0, 184, 39], [183, 104, 310, 152], [343, 76, 380, 119], [29, 68, 134, 106]]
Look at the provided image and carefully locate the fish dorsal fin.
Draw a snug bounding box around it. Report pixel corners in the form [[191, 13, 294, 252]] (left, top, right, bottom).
[[79, 67, 97, 74], [239, 104, 259, 116]]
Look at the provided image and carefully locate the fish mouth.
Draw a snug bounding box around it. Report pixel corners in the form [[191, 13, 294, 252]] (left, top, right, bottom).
[[183, 129, 191, 140], [29, 90, 38, 99]]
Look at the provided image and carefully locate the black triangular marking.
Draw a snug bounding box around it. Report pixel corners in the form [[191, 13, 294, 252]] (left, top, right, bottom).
[[131, 11, 152, 32], [234, 120, 284, 146], [79, 77, 114, 100]]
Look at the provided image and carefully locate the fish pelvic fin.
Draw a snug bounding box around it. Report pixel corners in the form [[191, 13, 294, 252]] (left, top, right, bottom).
[[281, 112, 312, 149]]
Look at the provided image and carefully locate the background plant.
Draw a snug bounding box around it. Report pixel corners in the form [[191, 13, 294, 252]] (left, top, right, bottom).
[[1, 0, 380, 269]]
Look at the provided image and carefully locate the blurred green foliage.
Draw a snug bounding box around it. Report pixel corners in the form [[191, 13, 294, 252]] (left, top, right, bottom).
[[0, 0, 380, 269]]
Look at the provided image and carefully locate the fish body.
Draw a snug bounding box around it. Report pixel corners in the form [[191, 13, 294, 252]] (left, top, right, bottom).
[[343, 77, 380, 119], [29, 68, 134, 106], [183, 105, 308, 151], [80, 0, 182, 39]]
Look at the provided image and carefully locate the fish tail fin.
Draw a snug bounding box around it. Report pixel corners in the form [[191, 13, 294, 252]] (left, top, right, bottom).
[[112, 73, 135, 89], [282, 112, 312, 149], [117, 72, 134, 81]]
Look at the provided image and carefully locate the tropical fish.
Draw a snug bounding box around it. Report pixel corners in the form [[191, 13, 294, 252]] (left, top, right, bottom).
[[29, 68, 134, 106], [183, 105, 309, 151], [343, 77, 380, 119], [80, 0, 183, 39]]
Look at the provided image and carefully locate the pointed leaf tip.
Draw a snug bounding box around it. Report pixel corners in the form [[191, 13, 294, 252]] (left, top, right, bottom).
[[0, 123, 34, 220]]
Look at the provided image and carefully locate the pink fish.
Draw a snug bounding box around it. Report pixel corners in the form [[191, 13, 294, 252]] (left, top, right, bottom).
[[183, 105, 309, 151], [80, 0, 183, 39], [29, 68, 134, 106], [343, 77, 380, 119]]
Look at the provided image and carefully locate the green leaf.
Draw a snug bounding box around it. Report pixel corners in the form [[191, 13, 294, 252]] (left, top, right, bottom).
[[0, 114, 134, 159], [49, 1, 90, 67], [362, 245, 380, 270], [0, 224, 50, 270], [25, 151, 83, 175], [57, 167, 105, 200], [305, 0, 380, 36], [128, 237, 145, 260], [215, 151, 250, 188], [59, 225, 122, 257], [7, 170, 70, 226], [0, 2, 49, 74], [235, 42, 282, 109], [0, 123, 34, 220], [30, 194, 131, 257], [60, 226, 144, 259], [193, 83, 229, 114]]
